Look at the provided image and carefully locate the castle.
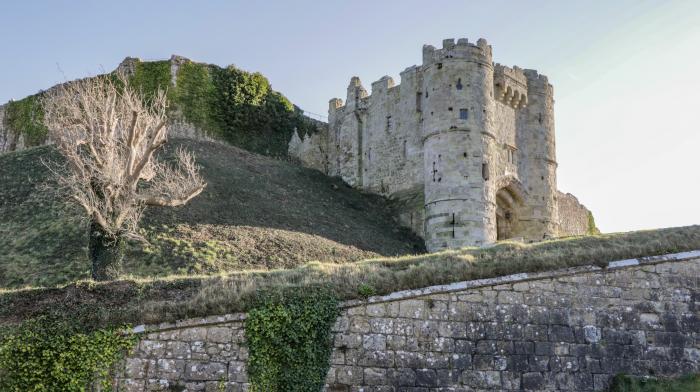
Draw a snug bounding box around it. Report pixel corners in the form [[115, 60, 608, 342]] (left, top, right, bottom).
[[289, 38, 593, 252]]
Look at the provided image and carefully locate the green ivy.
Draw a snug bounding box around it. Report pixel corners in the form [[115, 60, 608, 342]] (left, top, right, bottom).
[[0, 316, 137, 392], [245, 287, 339, 392], [3, 95, 48, 147], [130, 60, 172, 104], [173, 61, 217, 132], [587, 211, 601, 235], [171, 59, 318, 156]]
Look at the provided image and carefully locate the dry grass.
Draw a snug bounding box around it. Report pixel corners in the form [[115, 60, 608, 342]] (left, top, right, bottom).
[[1, 225, 698, 329]]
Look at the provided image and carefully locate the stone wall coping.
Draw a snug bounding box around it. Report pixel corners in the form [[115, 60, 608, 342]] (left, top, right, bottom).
[[133, 249, 700, 334]]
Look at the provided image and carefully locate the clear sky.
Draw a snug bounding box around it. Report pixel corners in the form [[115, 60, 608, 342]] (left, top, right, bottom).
[[1, 0, 699, 233]]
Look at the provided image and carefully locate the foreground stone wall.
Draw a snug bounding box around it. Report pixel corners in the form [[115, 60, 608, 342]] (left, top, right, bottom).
[[114, 251, 700, 391]]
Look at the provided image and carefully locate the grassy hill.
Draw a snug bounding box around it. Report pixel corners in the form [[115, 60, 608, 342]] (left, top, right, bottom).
[[0, 138, 424, 289]]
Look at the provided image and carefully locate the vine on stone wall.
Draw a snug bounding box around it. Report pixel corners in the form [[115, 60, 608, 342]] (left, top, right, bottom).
[[587, 211, 601, 235], [130, 60, 172, 104], [3, 95, 48, 147], [0, 315, 137, 392], [245, 287, 339, 392]]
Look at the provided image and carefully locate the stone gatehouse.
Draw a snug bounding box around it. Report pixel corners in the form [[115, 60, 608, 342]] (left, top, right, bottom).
[[289, 38, 593, 252]]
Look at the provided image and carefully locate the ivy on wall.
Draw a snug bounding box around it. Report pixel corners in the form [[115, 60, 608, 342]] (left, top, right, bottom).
[[2, 58, 318, 157], [587, 211, 601, 235], [3, 95, 48, 147], [0, 315, 136, 392], [172, 60, 318, 157], [245, 287, 339, 392], [130, 60, 172, 104]]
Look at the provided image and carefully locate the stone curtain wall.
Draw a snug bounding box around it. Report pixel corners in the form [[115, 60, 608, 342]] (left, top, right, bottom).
[[556, 191, 593, 236], [114, 252, 700, 391]]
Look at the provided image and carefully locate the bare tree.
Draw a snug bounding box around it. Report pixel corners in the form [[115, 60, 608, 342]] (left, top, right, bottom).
[[43, 74, 206, 280]]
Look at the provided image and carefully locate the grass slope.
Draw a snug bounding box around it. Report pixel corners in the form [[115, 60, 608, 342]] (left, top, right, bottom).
[[0, 225, 698, 328], [0, 139, 423, 288]]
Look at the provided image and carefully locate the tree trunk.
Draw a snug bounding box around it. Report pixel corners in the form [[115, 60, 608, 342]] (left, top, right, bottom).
[[89, 221, 124, 281]]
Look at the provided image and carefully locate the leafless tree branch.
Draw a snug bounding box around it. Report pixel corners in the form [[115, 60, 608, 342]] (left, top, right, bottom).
[[42, 72, 206, 240]]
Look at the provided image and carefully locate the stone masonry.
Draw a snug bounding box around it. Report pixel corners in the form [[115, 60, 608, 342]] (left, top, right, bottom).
[[289, 38, 595, 251], [114, 251, 700, 391]]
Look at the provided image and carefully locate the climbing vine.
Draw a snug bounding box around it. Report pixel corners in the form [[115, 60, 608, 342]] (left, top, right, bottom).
[[245, 287, 339, 392], [130, 60, 172, 104], [162, 58, 320, 156], [587, 211, 601, 235], [3, 95, 48, 147], [0, 315, 137, 392]]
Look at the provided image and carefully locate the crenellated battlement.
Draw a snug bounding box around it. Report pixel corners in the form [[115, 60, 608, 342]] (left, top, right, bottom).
[[523, 69, 553, 96], [494, 64, 528, 108], [421, 38, 492, 67], [371, 75, 396, 92]]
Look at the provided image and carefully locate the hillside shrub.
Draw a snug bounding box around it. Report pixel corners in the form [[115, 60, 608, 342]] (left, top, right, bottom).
[[245, 287, 339, 392], [0, 315, 136, 392]]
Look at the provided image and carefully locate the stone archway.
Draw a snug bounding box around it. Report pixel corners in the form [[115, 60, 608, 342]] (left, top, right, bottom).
[[493, 176, 527, 241]]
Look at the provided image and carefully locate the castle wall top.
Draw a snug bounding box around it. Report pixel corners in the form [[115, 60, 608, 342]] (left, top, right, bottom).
[[523, 69, 553, 96], [421, 37, 492, 67]]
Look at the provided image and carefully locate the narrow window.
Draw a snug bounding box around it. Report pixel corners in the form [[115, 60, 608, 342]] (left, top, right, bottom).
[[538, 113, 543, 124], [459, 108, 468, 120], [456, 78, 463, 90], [437, 63, 443, 70], [403, 140, 407, 158], [482, 162, 490, 181], [432, 162, 438, 182], [425, 91, 429, 98], [448, 107, 453, 111], [368, 148, 371, 162], [386, 115, 392, 131], [416, 92, 422, 112], [451, 213, 456, 238]]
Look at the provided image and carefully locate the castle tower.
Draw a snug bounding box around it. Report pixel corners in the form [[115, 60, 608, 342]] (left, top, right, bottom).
[[421, 38, 497, 251], [516, 70, 559, 239]]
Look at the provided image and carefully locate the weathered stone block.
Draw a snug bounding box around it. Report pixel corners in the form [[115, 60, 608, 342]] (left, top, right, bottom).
[[362, 334, 387, 351], [207, 327, 232, 343], [157, 359, 185, 380], [363, 367, 386, 385], [461, 370, 501, 389], [185, 361, 227, 381]]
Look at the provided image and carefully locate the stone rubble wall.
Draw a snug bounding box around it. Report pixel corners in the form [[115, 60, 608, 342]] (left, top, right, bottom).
[[114, 251, 700, 391], [557, 191, 594, 236]]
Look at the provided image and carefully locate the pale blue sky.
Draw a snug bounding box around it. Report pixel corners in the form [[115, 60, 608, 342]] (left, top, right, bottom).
[[1, 0, 699, 233]]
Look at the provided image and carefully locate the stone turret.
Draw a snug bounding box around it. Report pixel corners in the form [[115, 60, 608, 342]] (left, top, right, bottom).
[[421, 38, 497, 250]]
